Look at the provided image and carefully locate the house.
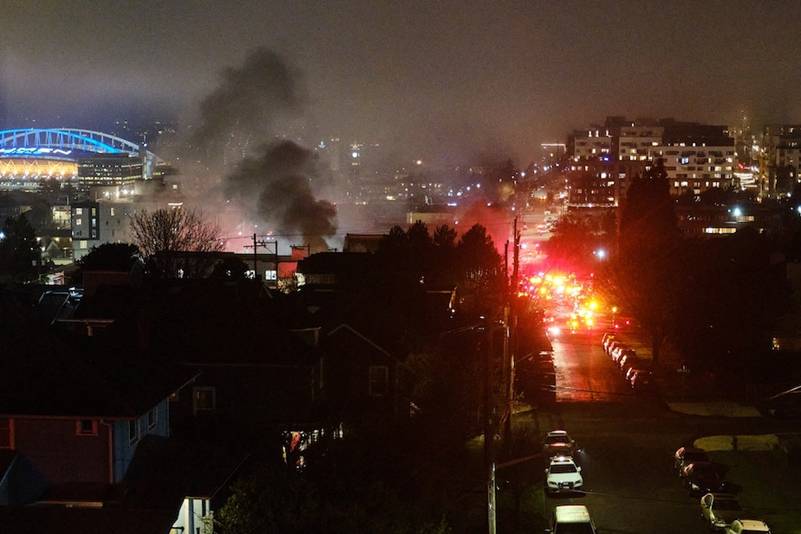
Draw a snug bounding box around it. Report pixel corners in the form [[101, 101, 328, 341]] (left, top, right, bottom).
[[0, 334, 197, 505], [322, 323, 410, 421], [71, 279, 326, 440]]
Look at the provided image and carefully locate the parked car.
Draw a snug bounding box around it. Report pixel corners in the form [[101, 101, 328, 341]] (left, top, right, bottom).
[[611, 345, 627, 363], [543, 430, 577, 458], [674, 446, 709, 473], [725, 519, 771, 534], [630, 370, 655, 392], [601, 332, 616, 349], [682, 462, 727, 494], [605, 339, 622, 354], [700, 493, 742, 531], [544, 456, 584, 495], [547, 505, 597, 534], [617, 351, 637, 372], [626, 364, 651, 382]]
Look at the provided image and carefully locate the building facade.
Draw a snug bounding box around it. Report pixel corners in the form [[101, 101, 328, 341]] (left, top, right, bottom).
[[760, 125, 801, 196], [71, 200, 134, 260]]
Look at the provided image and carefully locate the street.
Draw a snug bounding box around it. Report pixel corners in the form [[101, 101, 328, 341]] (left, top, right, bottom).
[[523, 329, 801, 534], [551, 333, 632, 403]]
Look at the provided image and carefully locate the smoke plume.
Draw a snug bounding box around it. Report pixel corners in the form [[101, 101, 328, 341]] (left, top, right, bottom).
[[190, 47, 303, 163], [226, 141, 337, 252], [188, 47, 337, 250]]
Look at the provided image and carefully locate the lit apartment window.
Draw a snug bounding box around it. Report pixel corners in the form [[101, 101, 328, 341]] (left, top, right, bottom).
[[368, 365, 389, 397], [110, 207, 115, 216], [75, 208, 83, 216], [75, 218, 82, 226], [76, 419, 98, 436]]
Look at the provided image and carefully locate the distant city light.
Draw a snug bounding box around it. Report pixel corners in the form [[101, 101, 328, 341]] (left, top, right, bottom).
[[594, 248, 607, 260], [0, 231, 4, 240], [351, 151, 358, 158], [547, 326, 561, 337], [732, 206, 743, 217], [415, 159, 423, 165], [796, 206, 801, 215]]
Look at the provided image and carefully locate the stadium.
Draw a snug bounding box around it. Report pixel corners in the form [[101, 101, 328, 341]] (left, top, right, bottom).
[[0, 128, 163, 189]]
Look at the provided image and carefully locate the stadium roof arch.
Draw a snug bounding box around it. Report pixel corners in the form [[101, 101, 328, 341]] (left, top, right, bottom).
[[0, 128, 164, 173]]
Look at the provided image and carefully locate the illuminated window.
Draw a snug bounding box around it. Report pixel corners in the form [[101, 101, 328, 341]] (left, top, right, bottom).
[[75, 218, 82, 226], [368, 366, 389, 397], [76, 419, 97, 436], [110, 208, 115, 216], [75, 208, 83, 215]]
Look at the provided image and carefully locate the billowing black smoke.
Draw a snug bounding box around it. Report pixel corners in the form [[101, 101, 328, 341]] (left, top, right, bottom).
[[190, 47, 337, 250], [226, 141, 337, 252], [190, 47, 303, 162]]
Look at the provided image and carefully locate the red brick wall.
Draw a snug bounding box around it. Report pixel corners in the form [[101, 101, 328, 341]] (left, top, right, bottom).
[[13, 418, 110, 484]]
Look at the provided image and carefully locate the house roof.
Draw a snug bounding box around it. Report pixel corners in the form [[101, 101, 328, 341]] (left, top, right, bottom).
[[122, 435, 247, 508], [74, 279, 321, 367], [0, 332, 197, 419]]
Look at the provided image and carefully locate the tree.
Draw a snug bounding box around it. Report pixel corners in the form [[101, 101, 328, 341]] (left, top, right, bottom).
[[130, 208, 223, 257], [611, 160, 681, 366], [0, 213, 41, 283], [457, 224, 504, 313], [130, 208, 224, 277], [542, 212, 611, 272]]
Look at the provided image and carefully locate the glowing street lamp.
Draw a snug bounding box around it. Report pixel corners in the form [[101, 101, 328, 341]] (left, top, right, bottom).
[[594, 248, 607, 260]]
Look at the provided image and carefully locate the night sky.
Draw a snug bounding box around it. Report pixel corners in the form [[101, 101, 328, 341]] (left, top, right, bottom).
[[2, 0, 801, 163]]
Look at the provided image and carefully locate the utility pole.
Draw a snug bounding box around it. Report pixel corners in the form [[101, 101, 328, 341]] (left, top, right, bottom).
[[503, 216, 521, 449], [252, 233, 258, 280], [244, 234, 280, 287], [483, 323, 497, 534]]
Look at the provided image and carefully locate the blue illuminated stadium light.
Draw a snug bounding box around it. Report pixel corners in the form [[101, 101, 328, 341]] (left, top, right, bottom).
[[0, 129, 128, 157]]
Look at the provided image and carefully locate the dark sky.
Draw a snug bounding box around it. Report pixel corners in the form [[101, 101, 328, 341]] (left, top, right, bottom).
[[2, 0, 800, 163]]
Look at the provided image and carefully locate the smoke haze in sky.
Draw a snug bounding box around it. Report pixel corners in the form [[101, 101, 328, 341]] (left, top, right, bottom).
[[2, 1, 801, 163]]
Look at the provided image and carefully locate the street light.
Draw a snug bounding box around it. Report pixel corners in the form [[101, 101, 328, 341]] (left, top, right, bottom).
[[594, 248, 607, 260]]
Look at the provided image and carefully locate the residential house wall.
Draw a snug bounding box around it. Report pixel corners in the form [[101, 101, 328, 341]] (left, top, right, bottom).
[[112, 400, 169, 482], [9, 417, 110, 484]]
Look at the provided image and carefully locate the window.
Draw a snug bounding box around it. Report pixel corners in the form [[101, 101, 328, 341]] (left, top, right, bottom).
[[368, 366, 389, 397], [110, 207, 115, 216], [76, 419, 98, 436], [0, 418, 13, 448], [75, 208, 83, 215], [147, 409, 157, 430], [193, 387, 216, 414], [128, 419, 138, 444], [75, 218, 82, 226]]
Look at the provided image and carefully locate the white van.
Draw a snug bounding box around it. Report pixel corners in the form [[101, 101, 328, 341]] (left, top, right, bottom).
[[547, 505, 597, 534]]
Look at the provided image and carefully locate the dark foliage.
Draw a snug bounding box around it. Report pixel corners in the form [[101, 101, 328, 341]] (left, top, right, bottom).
[[0, 214, 41, 283]]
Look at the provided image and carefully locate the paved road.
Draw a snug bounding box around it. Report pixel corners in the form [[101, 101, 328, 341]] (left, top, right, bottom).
[[551, 332, 633, 403], [523, 330, 801, 533]]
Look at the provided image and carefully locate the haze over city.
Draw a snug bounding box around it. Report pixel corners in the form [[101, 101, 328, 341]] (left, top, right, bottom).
[[3, 1, 801, 163]]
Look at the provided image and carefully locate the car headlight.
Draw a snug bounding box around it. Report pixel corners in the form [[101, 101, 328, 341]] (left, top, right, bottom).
[[548, 481, 558, 487]]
